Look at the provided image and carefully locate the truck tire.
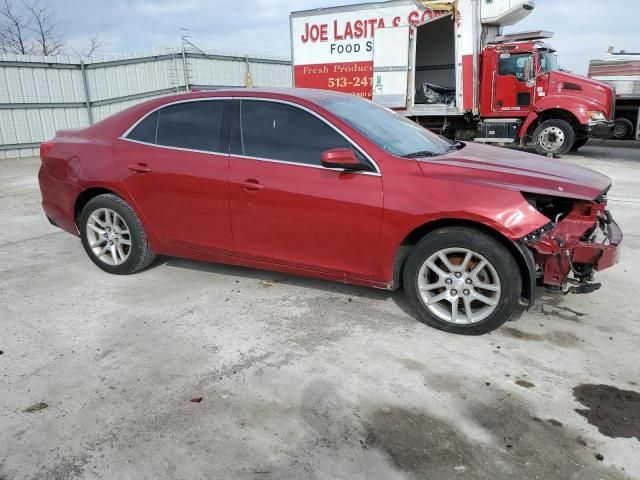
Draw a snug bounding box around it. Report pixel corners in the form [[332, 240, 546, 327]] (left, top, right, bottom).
[[532, 119, 575, 156], [612, 118, 634, 140], [402, 227, 521, 335]]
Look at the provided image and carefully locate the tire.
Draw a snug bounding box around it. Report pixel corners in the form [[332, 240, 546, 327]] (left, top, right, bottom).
[[612, 118, 634, 140], [402, 227, 521, 335], [570, 138, 589, 152], [532, 119, 575, 156], [80, 193, 156, 275]]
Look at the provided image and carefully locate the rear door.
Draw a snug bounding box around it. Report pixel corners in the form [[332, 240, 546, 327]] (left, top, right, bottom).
[[228, 99, 384, 279], [372, 26, 411, 109], [114, 99, 233, 253]]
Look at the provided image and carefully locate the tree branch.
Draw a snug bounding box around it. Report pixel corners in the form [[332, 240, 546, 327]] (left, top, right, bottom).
[[0, 0, 32, 54], [23, 0, 63, 55]]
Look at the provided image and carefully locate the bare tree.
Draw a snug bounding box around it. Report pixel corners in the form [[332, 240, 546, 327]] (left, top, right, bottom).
[[0, 0, 31, 54], [23, 0, 63, 55], [84, 34, 104, 56], [69, 34, 105, 57], [1, 0, 103, 57]]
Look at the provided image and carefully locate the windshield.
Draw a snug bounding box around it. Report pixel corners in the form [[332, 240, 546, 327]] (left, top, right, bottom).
[[540, 50, 558, 73], [318, 96, 454, 157]]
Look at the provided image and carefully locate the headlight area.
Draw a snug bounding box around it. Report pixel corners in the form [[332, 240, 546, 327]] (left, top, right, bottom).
[[520, 192, 622, 294], [587, 110, 607, 122]]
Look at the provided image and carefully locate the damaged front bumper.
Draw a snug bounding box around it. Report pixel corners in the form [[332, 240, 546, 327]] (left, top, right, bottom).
[[523, 200, 622, 298], [586, 119, 615, 140]]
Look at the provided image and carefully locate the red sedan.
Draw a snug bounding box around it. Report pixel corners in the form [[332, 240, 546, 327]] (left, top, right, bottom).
[[38, 89, 622, 334]]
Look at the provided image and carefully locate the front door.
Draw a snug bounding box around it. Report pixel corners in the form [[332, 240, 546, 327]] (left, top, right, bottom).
[[228, 99, 384, 279], [114, 99, 233, 253], [493, 52, 534, 114]]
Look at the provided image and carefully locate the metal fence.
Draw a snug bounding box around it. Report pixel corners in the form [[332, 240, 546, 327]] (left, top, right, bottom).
[[0, 49, 292, 158], [603, 79, 640, 99]]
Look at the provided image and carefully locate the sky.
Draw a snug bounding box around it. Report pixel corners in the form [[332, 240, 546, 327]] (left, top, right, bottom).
[[36, 0, 640, 74]]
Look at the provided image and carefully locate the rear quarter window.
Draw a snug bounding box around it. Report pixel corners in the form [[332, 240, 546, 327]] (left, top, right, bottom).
[[127, 110, 158, 143]]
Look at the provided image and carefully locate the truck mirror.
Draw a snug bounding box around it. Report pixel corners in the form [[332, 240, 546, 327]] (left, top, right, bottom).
[[524, 57, 534, 85]]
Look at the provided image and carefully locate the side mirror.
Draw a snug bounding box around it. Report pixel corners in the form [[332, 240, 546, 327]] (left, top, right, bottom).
[[321, 148, 367, 171], [524, 57, 534, 85]]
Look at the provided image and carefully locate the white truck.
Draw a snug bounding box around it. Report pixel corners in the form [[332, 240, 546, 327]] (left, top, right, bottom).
[[589, 48, 640, 141], [290, 0, 616, 155]]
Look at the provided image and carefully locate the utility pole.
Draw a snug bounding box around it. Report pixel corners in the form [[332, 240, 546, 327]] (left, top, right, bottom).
[[79, 60, 94, 125]]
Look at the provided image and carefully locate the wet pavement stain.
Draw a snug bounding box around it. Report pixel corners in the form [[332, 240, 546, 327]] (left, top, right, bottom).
[[363, 408, 476, 477], [362, 394, 627, 480], [238, 380, 629, 479], [500, 327, 580, 348], [574, 384, 640, 441]]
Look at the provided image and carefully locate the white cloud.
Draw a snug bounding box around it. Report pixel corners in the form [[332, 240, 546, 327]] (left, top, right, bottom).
[[504, 0, 639, 74]]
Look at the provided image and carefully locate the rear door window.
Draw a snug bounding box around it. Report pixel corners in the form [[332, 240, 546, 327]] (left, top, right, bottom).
[[156, 101, 224, 152], [239, 100, 356, 166]]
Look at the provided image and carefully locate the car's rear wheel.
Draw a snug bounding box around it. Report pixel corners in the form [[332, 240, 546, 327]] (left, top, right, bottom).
[[80, 194, 156, 274], [403, 227, 521, 335]]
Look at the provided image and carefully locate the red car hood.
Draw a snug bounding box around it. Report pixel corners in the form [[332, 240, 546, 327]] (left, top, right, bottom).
[[417, 142, 611, 201]]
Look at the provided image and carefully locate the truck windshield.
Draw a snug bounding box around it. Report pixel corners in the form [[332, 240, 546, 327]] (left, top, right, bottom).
[[540, 50, 558, 73], [318, 96, 454, 158]]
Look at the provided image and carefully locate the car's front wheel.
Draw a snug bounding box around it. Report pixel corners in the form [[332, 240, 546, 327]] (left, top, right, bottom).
[[403, 227, 521, 335], [80, 193, 156, 274]]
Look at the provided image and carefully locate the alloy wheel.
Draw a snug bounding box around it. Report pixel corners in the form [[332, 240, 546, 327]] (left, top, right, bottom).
[[417, 247, 502, 324], [85, 208, 132, 266]]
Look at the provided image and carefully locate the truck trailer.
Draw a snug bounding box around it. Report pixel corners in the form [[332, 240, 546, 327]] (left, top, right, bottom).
[[589, 48, 640, 141], [290, 0, 615, 155]]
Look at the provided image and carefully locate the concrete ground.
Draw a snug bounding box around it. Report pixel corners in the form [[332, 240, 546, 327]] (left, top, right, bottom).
[[1, 141, 639, 480]]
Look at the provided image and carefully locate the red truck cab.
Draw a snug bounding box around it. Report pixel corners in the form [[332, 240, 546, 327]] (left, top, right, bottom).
[[480, 41, 616, 154]]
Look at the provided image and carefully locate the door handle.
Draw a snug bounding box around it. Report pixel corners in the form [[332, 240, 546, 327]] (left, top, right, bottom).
[[239, 179, 264, 191], [128, 163, 152, 173]]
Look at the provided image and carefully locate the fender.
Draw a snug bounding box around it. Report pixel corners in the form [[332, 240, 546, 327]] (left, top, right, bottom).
[[387, 213, 547, 295], [513, 239, 538, 309], [519, 111, 539, 143], [518, 94, 608, 139], [74, 181, 164, 251]]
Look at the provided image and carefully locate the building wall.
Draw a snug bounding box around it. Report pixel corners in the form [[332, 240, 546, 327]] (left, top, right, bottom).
[[0, 50, 292, 158]]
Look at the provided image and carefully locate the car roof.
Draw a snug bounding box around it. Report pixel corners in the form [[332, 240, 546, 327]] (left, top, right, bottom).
[[161, 87, 356, 104], [80, 87, 359, 141]]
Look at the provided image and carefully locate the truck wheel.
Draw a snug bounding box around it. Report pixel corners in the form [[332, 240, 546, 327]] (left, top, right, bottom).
[[402, 227, 521, 335], [571, 138, 589, 151], [532, 119, 575, 156], [612, 118, 634, 140]]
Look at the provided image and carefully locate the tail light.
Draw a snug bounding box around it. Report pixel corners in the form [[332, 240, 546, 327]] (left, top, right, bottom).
[[39, 140, 57, 162]]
